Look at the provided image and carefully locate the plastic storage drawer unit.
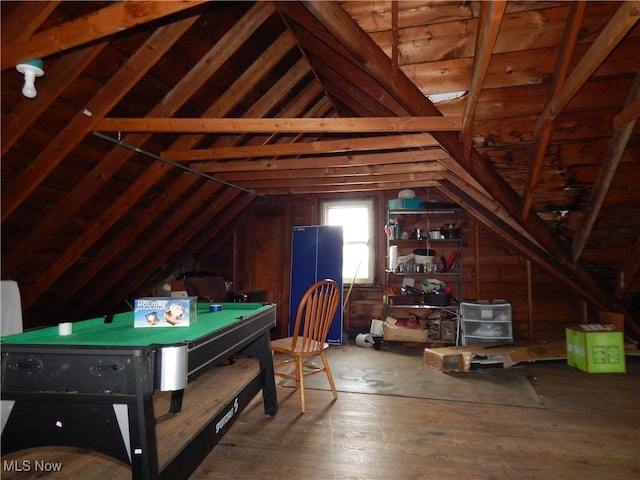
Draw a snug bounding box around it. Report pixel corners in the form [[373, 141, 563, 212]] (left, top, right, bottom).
[[460, 300, 512, 345]]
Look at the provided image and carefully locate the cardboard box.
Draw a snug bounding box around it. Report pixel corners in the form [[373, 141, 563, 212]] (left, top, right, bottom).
[[383, 316, 429, 342], [134, 297, 197, 327], [425, 342, 568, 373], [423, 347, 469, 373], [566, 324, 626, 373]]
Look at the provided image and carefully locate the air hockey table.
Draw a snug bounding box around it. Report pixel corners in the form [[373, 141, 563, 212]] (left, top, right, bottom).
[[1, 302, 278, 479]]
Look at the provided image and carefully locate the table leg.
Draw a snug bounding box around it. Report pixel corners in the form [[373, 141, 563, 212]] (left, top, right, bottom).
[[169, 389, 185, 413], [241, 332, 278, 416]]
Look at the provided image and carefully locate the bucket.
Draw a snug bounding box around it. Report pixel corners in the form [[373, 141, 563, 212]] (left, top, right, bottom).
[[356, 333, 375, 348]]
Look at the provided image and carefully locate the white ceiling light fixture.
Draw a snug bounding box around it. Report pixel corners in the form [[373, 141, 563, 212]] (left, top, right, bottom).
[[16, 59, 44, 98], [426, 90, 466, 103]]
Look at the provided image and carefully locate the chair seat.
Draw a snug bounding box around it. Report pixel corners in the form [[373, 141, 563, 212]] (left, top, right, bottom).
[[271, 336, 328, 355]]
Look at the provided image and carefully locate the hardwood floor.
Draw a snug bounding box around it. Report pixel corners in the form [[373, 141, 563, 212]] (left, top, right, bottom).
[[193, 360, 639, 480], [2, 359, 638, 479]]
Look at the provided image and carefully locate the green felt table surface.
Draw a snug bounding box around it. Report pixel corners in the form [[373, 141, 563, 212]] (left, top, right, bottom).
[[0, 303, 271, 347]]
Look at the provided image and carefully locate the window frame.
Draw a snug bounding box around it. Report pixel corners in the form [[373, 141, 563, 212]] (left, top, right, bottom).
[[320, 197, 377, 286]]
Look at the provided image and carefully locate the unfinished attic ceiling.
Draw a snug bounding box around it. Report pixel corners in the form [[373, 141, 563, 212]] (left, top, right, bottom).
[[1, 1, 639, 331]]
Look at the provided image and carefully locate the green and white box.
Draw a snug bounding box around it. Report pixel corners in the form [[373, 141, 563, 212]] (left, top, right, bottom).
[[566, 324, 625, 373]]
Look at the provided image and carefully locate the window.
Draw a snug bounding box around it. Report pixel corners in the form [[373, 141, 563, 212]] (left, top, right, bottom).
[[321, 198, 375, 285]]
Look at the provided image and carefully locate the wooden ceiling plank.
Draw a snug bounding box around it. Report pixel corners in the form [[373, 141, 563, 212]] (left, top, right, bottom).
[[96, 116, 463, 133], [169, 57, 311, 152], [19, 4, 279, 310], [438, 179, 609, 310], [571, 69, 640, 264], [14, 17, 203, 307], [461, 0, 506, 155], [4, 5, 275, 281], [1, 15, 200, 224], [439, 170, 541, 249], [1, 1, 60, 43], [163, 133, 437, 161], [1, 43, 107, 156], [522, 1, 586, 218], [70, 30, 321, 312], [0, 1, 208, 70], [86, 34, 323, 311], [299, 0, 611, 309], [77, 187, 243, 315], [532, 1, 640, 136]]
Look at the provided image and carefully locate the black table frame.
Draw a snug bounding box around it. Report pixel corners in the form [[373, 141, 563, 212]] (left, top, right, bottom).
[[1, 304, 278, 479]]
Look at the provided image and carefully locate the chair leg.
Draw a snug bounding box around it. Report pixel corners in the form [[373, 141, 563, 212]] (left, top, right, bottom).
[[320, 351, 338, 400], [295, 356, 306, 413]]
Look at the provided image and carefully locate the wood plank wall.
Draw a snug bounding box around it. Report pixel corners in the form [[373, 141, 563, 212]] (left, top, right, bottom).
[[195, 189, 588, 342]]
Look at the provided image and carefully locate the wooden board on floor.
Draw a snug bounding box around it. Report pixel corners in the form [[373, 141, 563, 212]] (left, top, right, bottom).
[[424, 341, 568, 372]]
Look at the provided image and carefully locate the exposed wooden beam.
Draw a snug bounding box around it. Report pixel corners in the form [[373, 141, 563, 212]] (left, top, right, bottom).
[[13, 17, 203, 307], [615, 233, 640, 301], [162, 133, 438, 161], [195, 149, 450, 173], [1, 14, 200, 224], [571, 69, 640, 264], [83, 188, 246, 314], [532, 1, 640, 136], [298, 0, 611, 309], [522, 1, 586, 218], [215, 161, 446, 182], [1, 1, 208, 70], [0, 1, 59, 43], [438, 180, 608, 310], [251, 179, 442, 196], [614, 97, 640, 129], [95, 116, 463, 133], [391, 1, 399, 69], [19, 3, 283, 311], [233, 170, 445, 190], [4, 3, 280, 282], [1, 43, 107, 156], [460, 0, 506, 156]]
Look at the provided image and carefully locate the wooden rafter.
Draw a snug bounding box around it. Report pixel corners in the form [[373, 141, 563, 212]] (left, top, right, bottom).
[[614, 98, 640, 128], [1, 15, 200, 224], [1, 43, 107, 156], [460, 0, 506, 156], [522, 1, 586, 218], [0, 1, 208, 70], [615, 233, 640, 301], [438, 179, 624, 313], [16, 4, 279, 309], [194, 149, 449, 173], [571, 69, 640, 264], [3, 3, 277, 282], [532, 1, 640, 136], [391, 1, 399, 69], [162, 133, 438, 161], [0, 1, 59, 43], [295, 0, 611, 310], [95, 116, 463, 133]]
